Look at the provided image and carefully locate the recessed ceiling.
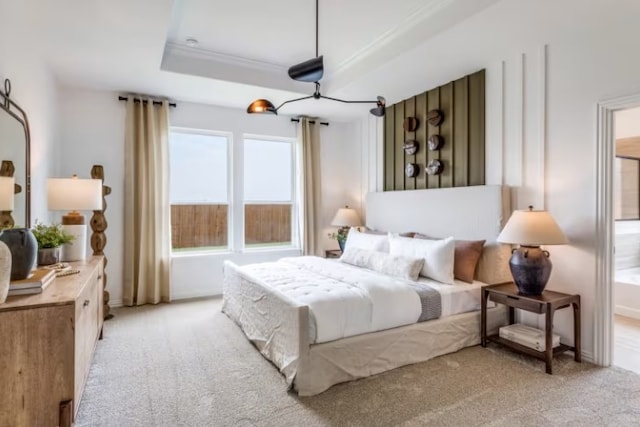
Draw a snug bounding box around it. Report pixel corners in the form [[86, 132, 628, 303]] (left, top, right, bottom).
[[36, 0, 501, 120]]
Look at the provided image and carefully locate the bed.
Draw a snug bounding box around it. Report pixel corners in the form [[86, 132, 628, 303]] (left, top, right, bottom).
[[222, 185, 512, 396]]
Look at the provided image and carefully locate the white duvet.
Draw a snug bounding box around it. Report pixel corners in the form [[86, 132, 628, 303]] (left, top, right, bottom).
[[241, 256, 422, 343]]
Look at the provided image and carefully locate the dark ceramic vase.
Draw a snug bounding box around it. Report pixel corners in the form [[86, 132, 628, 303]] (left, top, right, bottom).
[[0, 228, 37, 280], [509, 245, 552, 296]]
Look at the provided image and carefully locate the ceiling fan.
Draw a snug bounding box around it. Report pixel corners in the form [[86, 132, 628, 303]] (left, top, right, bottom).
[[246, 0, 386, 117]]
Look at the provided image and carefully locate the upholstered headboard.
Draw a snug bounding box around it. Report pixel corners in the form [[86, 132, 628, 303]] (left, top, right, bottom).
[[365, 185, 510, 241], [365, 186, 512, 284]]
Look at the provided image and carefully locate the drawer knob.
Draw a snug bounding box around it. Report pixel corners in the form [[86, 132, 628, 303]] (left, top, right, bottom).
[[83, 299, 90, 307]]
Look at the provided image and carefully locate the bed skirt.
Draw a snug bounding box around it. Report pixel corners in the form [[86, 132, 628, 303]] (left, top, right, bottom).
[[222, 260, 508, 396]]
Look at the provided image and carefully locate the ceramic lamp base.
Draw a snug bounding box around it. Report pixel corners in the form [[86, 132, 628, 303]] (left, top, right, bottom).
[[509, 245, 552, 296], [61, 224, 87, 262]]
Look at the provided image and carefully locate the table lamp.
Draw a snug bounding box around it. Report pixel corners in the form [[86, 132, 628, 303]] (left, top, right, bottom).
[[497, 206, 568, 295], [331, 206, 361, 252], [47, 176, 102, 261]]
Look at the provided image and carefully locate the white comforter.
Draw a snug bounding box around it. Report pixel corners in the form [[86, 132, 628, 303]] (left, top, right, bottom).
[[241, 256, 422, 343]]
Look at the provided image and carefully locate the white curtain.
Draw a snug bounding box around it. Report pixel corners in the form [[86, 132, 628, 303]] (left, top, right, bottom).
[[298, 118, 322, 256], [123, 98, 171, 306]]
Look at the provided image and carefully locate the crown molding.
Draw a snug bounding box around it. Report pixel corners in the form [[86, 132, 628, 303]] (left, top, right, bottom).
[[164, 42, 287, 74], [332, 0, 455, 76]]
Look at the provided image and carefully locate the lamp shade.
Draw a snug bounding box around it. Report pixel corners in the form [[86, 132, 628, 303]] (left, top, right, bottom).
[[0, 177, 14, 211], [331, 207, 361, 227], [497, 207, 568, 246], [47, 178, 102, 211], [247, 99, 277, 115]]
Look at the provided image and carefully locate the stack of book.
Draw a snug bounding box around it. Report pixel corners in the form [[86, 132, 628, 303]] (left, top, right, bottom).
[[499, 323, 561, 352], [8, 268, 56, 296]]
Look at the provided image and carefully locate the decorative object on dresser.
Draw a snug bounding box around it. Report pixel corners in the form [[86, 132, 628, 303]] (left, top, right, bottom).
[[0, 177, 13, 302], [90, 164, 112, 320], [329, 206, 361, 252], [246, 0, 385, 117], [497, 206, 568, 295], [0, 256, 104, 427], [47, 175, 103, 262], [405, 163, 419, 178], [0, 227, 37, 280], [403, 117, 419, 132], [7, 267, 55, 296], [31, 221, 75, 266], [427, 134, 444, 151]]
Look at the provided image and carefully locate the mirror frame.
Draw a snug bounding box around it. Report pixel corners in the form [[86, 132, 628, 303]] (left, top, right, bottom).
[[0, 78, 31, 228]]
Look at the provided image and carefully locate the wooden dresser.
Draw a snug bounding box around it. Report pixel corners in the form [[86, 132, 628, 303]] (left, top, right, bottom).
[[0, 256, 104, 427]]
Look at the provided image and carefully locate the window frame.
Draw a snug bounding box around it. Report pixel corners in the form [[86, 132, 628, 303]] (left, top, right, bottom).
[[241, 134, 299, 251], [169, 127, 234, 254]]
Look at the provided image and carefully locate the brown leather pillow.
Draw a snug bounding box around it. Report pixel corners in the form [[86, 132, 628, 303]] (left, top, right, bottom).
[[414, 234, 485, 283]]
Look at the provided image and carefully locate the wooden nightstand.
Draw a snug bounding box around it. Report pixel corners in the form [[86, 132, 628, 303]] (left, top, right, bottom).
[[481, 283, 581, 374], [325, 249, 342, 259]]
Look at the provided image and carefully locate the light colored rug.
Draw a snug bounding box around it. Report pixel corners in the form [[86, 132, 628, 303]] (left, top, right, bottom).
[[77, 298, 640, 427]]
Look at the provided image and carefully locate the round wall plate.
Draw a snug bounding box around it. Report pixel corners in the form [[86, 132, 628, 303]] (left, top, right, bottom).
[[427, 134, 444, 151], [405, 163, 419, 177], [403, 140, 419, 155], [403, 117, 419, 132], [427, 109, 444, 127], [426, 159, 444, 175]]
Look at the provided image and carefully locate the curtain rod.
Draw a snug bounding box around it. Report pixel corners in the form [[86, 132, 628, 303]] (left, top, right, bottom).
[[290, 118, 329, 126], [118, 96, 177, 108]]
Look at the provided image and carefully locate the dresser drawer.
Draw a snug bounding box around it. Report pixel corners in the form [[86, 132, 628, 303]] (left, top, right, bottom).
[[489, 292, 544, 313]]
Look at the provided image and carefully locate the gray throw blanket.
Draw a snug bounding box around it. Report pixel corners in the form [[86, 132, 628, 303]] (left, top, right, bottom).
[[407, 282, 442, 322]]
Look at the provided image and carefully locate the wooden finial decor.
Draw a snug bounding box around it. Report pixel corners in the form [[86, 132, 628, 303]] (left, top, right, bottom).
[[90, 165, 113, 320]]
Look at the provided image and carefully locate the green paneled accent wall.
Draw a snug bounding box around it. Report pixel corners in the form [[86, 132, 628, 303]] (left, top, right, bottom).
[[383, 69, 485, 191]]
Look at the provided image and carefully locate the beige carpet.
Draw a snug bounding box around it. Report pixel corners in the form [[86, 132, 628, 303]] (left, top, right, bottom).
[[77, 298, 640, 427]]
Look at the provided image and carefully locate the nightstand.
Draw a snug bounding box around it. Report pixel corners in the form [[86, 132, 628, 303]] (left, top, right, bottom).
[[325, 249, 342, 259], [481, 283, 581, 374]]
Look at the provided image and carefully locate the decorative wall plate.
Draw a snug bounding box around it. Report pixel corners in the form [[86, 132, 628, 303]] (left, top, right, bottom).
[[427, 109, 444, 127], [403, 117, 419, 132], [426, 159, 444, 175], [403, 140, 419, 155], [405, 163, 419, 178], [427, 135, 444, 151]]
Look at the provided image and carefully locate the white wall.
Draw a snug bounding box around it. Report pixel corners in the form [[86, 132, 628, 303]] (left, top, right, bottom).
[[58, 89, 361, 304], [359, 0, 640, 361], [0, 3, 61, 224]]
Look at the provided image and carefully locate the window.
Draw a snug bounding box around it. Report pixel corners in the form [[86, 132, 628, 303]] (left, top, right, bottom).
[[243, 137, 295, 248], [169, 130, 229, 251]]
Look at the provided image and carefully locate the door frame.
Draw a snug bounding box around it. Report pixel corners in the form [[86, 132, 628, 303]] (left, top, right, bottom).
[[595, 92, 640, 366]]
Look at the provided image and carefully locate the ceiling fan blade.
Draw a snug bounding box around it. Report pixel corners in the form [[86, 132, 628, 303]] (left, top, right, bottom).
[[288, 55, 324, 83]]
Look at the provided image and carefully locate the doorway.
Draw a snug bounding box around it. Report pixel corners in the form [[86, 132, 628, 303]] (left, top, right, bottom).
[[595, 95, 640, 369]]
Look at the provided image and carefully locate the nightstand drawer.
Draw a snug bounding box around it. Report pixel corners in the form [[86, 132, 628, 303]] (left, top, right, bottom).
[[489, 292, 544, 313]]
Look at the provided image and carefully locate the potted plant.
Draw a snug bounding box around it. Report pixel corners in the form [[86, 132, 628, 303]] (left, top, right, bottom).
[[31, 221, 74, 265], [328, 229, 349, 252]]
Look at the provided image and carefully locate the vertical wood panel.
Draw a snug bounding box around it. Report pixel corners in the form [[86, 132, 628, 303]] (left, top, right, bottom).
[[440, 82, 454, 188], [469, 70, 485, 185], [405, 96, 416, 190], [394, 102, 405, 190], [453, 77, 469, 187], [427, 88, 441, 188], [382, 69, 485, 191], [384, 105, 395, 191], [415, 93, 427, 190]]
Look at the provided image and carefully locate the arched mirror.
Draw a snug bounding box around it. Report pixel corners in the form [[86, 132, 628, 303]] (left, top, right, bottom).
[[0, 78, 30, 228]]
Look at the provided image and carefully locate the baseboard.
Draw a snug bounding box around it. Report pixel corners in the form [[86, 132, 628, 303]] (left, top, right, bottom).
[[172, 291, 222, 301], [615, 304, 640, 320], [110, 299, 123, 308], [581, 350, 594, 364]]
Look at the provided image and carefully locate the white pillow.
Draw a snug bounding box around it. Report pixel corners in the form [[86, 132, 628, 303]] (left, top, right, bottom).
[[340, 247, 424, 281], [388, 234, 455, 284], [344, 227, 389, 253]]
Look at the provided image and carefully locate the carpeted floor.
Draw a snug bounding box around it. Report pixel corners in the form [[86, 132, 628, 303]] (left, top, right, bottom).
[[76, 298, 640, 427]]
